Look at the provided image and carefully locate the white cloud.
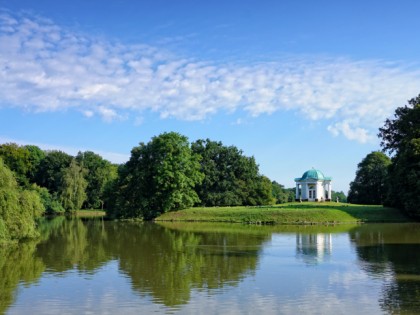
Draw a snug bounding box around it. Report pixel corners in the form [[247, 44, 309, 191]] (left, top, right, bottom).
[[327, 121, 373, 144], [1, 11, 420, 142], [97, 106, 126, 122], [82, 110, 94, 118]]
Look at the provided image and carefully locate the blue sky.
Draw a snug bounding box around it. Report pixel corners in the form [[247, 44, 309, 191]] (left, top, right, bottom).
[[1, 0, 419, 192]]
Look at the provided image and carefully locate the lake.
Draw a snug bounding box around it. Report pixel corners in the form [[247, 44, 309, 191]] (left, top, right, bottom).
[[1, 217, 420, 314]]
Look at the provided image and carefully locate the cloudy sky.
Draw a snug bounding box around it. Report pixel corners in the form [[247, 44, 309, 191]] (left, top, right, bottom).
[[1, 0, 419, 192]]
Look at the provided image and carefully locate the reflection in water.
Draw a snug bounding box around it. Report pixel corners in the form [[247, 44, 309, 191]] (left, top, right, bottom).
[[0, 241, 45, 314], [296, 233, 332, 265], [36, 217, 109, 273], [106, 222, 269, 307], [1, 219, 420, 314], [349, 224, 420, 314], [7, 218, 269, 308]]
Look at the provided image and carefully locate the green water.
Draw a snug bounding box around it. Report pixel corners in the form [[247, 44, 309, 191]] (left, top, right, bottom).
[[1, 218, 420, 314]]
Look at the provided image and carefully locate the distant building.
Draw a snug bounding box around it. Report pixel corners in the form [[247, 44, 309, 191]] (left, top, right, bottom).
[[295, 168, 332, 201]]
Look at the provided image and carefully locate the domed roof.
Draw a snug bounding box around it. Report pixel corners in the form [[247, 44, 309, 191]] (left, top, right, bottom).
[[295, 168, 332, 181], [301, 169, 325, 180]]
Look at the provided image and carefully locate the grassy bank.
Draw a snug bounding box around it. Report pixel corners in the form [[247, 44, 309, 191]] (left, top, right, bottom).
[[74, 209, 106, 217], [155, 202, 409, 224]]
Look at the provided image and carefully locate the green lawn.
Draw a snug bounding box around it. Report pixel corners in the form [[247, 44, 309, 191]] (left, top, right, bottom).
[[155, 202, 409, 224]]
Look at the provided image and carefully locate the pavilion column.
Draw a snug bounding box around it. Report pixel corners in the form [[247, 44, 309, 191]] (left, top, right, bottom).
[[306, 183, 309, 200], [295, 184, 299, 199], [328, 183, 332, 200]]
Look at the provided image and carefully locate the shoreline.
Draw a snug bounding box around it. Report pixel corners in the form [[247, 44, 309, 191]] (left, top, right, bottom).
[[155, 202, 410, 225]]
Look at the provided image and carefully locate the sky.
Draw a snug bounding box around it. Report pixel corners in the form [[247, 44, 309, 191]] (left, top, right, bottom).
[[0, 0, 419, 193]]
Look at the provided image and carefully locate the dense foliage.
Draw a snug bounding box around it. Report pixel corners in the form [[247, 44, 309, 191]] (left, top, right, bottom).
[[108, 132, 204, 219], [59, 159, 88, 211], [0, 158, 44, 242], [76, 151, 117, 209], [332, 190, 347, 203], [34, 150, 72, 193], [0, 144, 120, 216], [272, 181, 295, 203], [378, 94, 420, 218], [0, 143, 34, 186], [347, 93, 419, 219], [1, 132, 349, 223], [348, 152, 391, 205], [191, 139, 273, 206]]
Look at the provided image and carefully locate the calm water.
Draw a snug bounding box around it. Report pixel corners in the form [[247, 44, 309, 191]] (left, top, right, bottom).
[[1, 218, 420, 315]]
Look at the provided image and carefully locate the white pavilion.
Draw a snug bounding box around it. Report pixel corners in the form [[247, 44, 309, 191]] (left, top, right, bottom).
[[295, 168, 332, 201]]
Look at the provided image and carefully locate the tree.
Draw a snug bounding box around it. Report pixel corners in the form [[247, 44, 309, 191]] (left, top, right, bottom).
[[272, 181, 290, 204], [191, 139, 268, 206], [332, 191, 347, 203], [0, 143, 31, 186], [31, 185, 65, 214], [378, 94, 420, 218], [35, 150, 72, 193], [59, 159, 88, 212], [24, 145, 46, 182], [76, 151, 118, 209], [250, 175, 275, 205], [109, 132, 204, 220], [0, 158, 44, 242], [348, 151, 391, 205]]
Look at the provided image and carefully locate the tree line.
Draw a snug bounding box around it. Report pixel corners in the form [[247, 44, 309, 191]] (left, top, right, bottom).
[[1, 134, 312, 236], [104, 134, 297, 219], [348, 94, 419, 219]]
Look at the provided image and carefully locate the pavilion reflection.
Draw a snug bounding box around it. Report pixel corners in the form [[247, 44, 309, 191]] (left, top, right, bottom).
[[296, 233, 332, 265]]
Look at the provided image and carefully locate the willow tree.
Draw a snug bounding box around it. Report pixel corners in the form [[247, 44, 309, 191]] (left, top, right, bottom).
[[76, 151, 117, 209], [59, 159, 88, 212], [0, 158, 44, 242]]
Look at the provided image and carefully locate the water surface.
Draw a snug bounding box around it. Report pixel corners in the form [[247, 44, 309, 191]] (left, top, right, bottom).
[[1, 218, 420, 314]]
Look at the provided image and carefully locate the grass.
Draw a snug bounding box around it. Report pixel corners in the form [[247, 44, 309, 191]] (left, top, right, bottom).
[[74, 209, 106, 217], [155, 202, 410, 225]]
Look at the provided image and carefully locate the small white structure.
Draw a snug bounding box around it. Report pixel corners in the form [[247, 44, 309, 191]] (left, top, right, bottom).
[[295, 168, 332, 201]]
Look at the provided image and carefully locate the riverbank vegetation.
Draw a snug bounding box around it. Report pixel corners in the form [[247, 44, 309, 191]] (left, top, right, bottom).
[[156, 203, 409, 224]]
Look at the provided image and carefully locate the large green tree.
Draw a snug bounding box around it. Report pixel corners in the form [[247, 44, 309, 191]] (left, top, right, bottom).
[[59, 159, 88, 212], [378, 94, 420, 218], [24, 145, 46, 182], [348, 151, 391, 205], [76, 151, 118, 209], [109, 132, 204, 220], [0, 143, 32, 186], [35, 150, 72, 193], [191, 139, 270, 206]]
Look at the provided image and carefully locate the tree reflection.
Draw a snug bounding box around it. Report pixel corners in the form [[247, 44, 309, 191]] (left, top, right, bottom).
[[35, 217, 110, 273], [0, 241, 45, 314], [349, 224, 420, 314], [106, 222, 269, 307], [9, 219, 269, 308]]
